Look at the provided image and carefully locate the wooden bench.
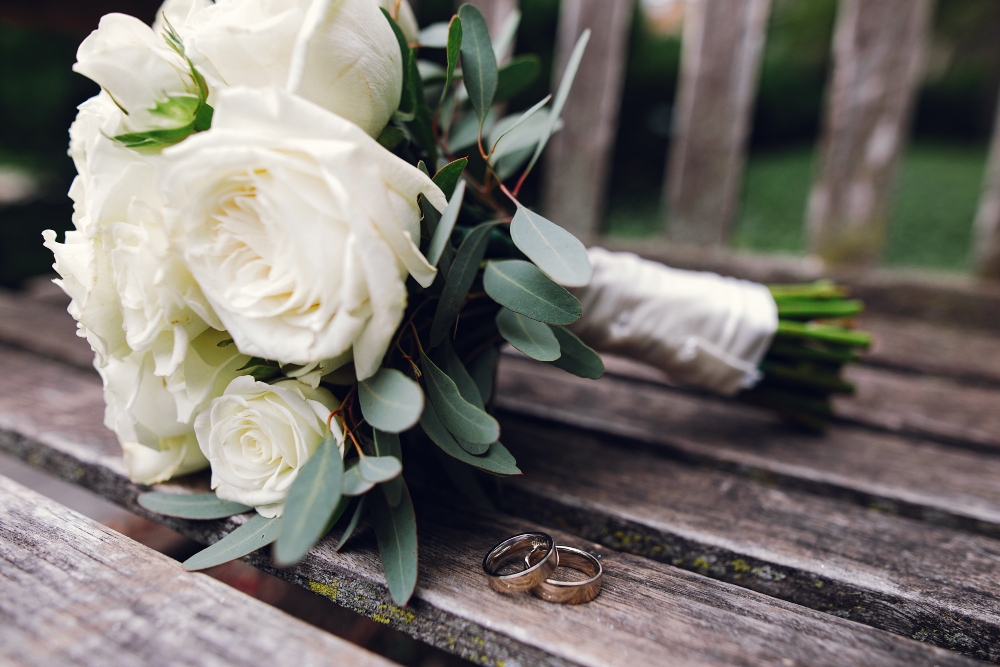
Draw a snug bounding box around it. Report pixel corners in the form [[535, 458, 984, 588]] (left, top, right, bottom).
[[2, 287, 999, 665], [0, 473, 397, 667]]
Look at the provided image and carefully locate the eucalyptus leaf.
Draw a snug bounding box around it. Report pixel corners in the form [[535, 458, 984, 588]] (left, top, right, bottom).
[[421, 352, 499, 445], [457, 4, 497, 128], [374, 429, 404, 507], [381, 8, 411, 113], [368, 480, 418, 606], [335, 496, 366, 552], [549, 326, 605, 380], [432, 158, 468, 199], [182, 514, 282, 571], [432, 446, 495, 511], [440, 15, 463, 107], [524, 29, 591, 177], [429, 221, 500, 347], [496, 308, 560, 361], [274, 434, 344, 566], [426, 181, 465, 267], [359, 455, 403, 484], [488, 98, 551, 159], [495, 55, 541, 102], [431, 340, 483, 408], [377, 126, 407, 151], [342, 460, 376, 496], [420, 195, 441, 239], [358, 368, 425, 433], [138, 492, 251, 520], [469, 345, 500, 404], [509, 206, 591, 287], [449, 108, 495, 152], [405, 52, 438, 163], [483, 260, 581, 325], [420, 400, 521, 476]]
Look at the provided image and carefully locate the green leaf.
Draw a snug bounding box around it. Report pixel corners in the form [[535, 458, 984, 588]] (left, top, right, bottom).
[[405, 51, 438, 163], [274, 434, 344, 566], [432, 158, 468, 200], [432, 446, 495, 511], [183, 514, 282, 571], [420, 195, 441, 239], [138, 492, 250, 520], [483, 260, 581, 325], [417, 160, 429, 176], [421, 351, 500, 445], [509, 206, 591, 287], [359, 455, 403, 483], [496, 308, 560, 361], [457, 4, 498, 128], [426, 181, 465, 267], [342, 460, 376, 497], [469, 345, 499, 404], [495, 55, 541, 102], [548, 326, 604, 379], [374, 429, 404, 506], [431, 340, 488, 456], [193, 103, 214, 132], [358, 368, 425, 434], [377, 126, 408, 151], [420, 400, 521, 476], [381, 8, 411, 113], [524, 29, 591, 178], [430, 221, 500, 347], [449, 108, 495, 152], [368, 480, 418, 606], [440, 15, 463, 107], [488, 97, 551, 159], [335, 497, 366, 552]]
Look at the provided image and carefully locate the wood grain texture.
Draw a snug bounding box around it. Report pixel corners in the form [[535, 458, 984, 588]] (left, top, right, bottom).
[[495, 356, 1000, 540], [541, 0, 634, 242], [496, 416, 1000, 662], [0, 474, 398, 667], [974, 88, 1000, 279], [807, 0, 934, 265], [0, 350, 980, 666], [664, 0, 772, 246]]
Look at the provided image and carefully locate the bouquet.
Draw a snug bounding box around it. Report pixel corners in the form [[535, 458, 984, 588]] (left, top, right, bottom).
[[45, 0, 868, 607]]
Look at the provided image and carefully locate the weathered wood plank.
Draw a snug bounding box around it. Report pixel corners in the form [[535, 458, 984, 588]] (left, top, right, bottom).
[[495, 356, 1000, 539], [973, 87, 1000, 280], [664, 0, 772, 246], [807, 0, 934, 265], [596, 237, 1000, 334], [497, 417, 1000, 662], [541, 0, 634, 242], [0, 349, 980, 666], [0, 474, 398, 667]]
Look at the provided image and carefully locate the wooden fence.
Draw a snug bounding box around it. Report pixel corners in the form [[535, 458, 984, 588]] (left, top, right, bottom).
[[471, 0, 1000, 280]]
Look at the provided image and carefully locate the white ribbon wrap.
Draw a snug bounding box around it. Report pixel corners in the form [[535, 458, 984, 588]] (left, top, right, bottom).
[[570, 248, 779, 396]]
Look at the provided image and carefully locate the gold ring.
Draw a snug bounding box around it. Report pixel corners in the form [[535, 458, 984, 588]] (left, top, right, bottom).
[[527, 546, 603, 604], [482, 533, 558, 594]]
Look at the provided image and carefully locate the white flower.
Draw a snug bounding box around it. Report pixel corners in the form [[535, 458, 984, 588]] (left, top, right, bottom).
[[288, 0, 403, 136], [99, 349, 209, 484], [376, 0, 419, 44], [159, 86, 446, 379], [163, 0, 402, 136], [73, 13, 202, 136], [195, 376, 342, 517]]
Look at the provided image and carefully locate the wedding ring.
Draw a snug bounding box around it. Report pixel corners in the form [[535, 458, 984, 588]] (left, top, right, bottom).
[[483, 533, 558, 594], [527, 546, 603, 604]]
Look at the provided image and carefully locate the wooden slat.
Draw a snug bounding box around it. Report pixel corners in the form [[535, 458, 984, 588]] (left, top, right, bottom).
[[807, 0, 934, 265], [0, 350, 979, 666], [973, 88, 1000, 280], [496, 417, 1000, 662], [0, 474, 398, 667], [495, 356, 1000, 539], [541, 0, 634, 243], [664, 0, 772, 247]]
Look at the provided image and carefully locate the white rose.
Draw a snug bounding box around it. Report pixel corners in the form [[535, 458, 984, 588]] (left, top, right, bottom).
[[159, 86, 446, 379], [165, 327, 253, 423], [121, 438, 208, 485], [195, 376, 343, 517], [165, 0, 402, 136], [73, 13, 202, 136], [376, 0, 419, 44], [288, 0, 403, 136]]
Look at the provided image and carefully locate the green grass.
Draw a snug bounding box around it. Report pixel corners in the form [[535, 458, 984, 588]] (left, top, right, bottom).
[[605, 142, 988, 273]]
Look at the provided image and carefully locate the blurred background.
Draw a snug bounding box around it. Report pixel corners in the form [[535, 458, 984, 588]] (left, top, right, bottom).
[[2, 0, 999, 289]]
